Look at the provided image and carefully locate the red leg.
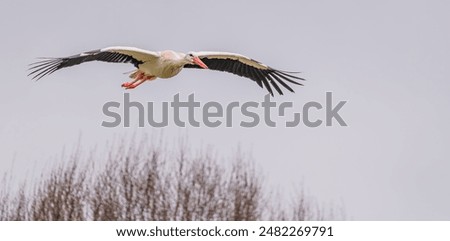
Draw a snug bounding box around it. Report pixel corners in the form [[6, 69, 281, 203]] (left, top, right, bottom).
[[121, 71, 145, 88], [125, 79, 146, 89], [125, 75, 156, 89]]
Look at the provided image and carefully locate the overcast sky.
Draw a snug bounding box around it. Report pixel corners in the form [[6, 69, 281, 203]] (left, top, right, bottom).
[[1, 0, 449, 220]]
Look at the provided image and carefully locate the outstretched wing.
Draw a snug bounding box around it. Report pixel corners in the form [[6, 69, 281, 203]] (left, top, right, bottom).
[[28, 46, 159, 80], [184, 51, 304, 96]]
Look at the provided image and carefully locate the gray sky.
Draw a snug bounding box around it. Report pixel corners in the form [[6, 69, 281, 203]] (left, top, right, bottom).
[[1, 0, 449, 220]]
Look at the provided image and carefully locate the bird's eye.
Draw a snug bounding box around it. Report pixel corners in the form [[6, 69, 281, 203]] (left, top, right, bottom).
[[188, 53, 193, 57]]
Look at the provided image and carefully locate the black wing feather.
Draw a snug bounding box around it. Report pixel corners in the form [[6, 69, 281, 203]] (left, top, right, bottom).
[[184, 58, 304, 96], [28, 49, 143, 80], [265, 73, 283, 96]]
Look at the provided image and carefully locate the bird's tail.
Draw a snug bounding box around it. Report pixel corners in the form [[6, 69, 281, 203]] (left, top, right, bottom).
[[127, 70, 139, 79]]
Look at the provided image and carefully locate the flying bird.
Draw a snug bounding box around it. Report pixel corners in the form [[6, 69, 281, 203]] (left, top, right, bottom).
[[28, 46, 304, 96]]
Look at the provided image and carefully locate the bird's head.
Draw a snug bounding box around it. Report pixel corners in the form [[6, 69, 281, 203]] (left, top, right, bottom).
[[185, 52, 208, 69]]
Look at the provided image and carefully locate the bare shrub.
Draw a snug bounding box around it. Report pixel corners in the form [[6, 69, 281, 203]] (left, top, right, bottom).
[[0, 138, 340, 221]]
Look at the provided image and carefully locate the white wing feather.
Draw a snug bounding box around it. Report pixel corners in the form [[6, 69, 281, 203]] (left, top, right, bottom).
[[102, 46, 160, 62]]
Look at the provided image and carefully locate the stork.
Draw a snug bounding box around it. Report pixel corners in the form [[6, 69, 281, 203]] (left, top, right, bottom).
[[29, 46, 304, 96]]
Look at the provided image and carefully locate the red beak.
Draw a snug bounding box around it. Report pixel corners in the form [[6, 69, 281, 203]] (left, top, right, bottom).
[[193, 57, 208, 69]]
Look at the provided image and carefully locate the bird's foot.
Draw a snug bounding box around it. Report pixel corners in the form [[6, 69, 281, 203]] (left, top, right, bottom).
[[121, 82, 133, 88], [122, 74, 154, 89]]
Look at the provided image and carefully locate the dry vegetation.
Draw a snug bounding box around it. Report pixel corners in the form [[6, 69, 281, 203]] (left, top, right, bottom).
[[0, 137, 339, 221]]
